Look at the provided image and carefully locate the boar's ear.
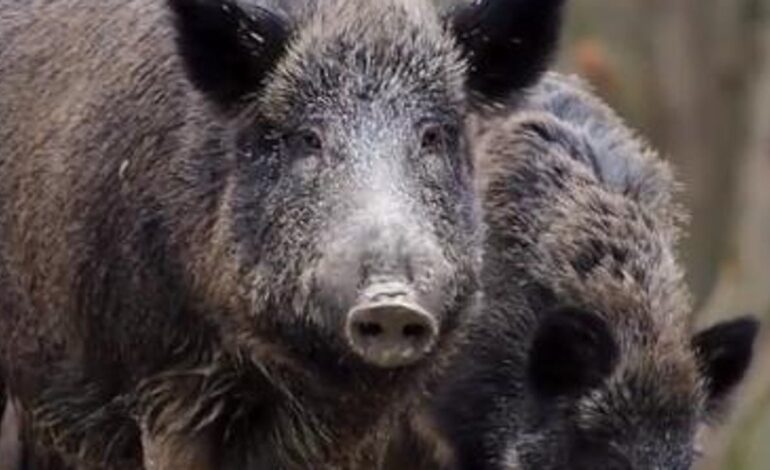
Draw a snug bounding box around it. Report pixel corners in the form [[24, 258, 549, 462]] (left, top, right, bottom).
[[449, 0, 567, 105], [692, 316, 759, 412], [168, 0, 291, 110], [528, 307, 618, 398]]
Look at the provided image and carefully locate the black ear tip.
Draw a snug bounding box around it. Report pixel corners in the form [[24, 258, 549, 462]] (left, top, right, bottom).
[[696, 315, 761, 348], [723, 316, 761, 352], [729, 315, 761, 341], [693, 315, 761, 402], [723, 315, 761, 356]]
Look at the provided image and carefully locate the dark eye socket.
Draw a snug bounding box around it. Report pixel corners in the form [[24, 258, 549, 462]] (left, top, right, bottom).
[[287, 128, 323, 153], [421, 126, 442, 149], [420, 122, 458, 153]]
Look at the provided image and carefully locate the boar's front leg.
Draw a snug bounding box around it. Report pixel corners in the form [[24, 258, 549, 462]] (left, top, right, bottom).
[[136, 367, 238, 470], [15, 371, 142, 469], [0, 395, 23, 470]]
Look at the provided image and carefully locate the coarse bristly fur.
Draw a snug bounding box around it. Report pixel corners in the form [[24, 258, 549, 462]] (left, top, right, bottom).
[[0, 0, 566, 468], [383, 73, 760, 470]]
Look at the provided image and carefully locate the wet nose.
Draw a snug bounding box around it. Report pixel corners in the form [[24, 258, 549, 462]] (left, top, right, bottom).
[[345, 282, 439, 368]]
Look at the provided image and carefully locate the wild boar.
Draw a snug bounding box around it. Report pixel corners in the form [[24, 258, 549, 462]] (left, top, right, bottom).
[[0, 0, 566, 468], [385, 74, 759, 470]]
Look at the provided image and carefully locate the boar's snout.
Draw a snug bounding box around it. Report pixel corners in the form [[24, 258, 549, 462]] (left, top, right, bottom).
[[314, 199, 452, 367], [345, 282, 439, 368]]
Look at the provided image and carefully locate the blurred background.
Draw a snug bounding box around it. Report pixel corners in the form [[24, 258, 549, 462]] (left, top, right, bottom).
[[556, 0, 770, 468]]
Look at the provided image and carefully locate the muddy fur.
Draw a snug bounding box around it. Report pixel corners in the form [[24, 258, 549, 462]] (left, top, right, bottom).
[[0, 0, 566, 468], [384, 73, 759, 470]]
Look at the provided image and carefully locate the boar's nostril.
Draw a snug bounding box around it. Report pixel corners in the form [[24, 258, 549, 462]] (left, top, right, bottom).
[[357, 322, 383, 337], [402, 323, 427, 339], [345, 290, 439, 368]]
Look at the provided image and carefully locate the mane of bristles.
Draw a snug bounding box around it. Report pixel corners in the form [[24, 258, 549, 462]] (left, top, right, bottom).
[[525, 72, 687, 242]]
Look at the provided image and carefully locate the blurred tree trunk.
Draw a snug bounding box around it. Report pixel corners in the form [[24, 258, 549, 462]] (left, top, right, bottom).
[[697, 4, 770, 468], [0, 399, 22, 470], [647, 0, 757, 306], [698, 0, 770, 325]]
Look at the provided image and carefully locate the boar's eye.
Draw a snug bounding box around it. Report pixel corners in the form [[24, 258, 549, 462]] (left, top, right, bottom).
[[421, 126, 442, 150], [420, 122, 458, 155], [286, 128, 324, 156]]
